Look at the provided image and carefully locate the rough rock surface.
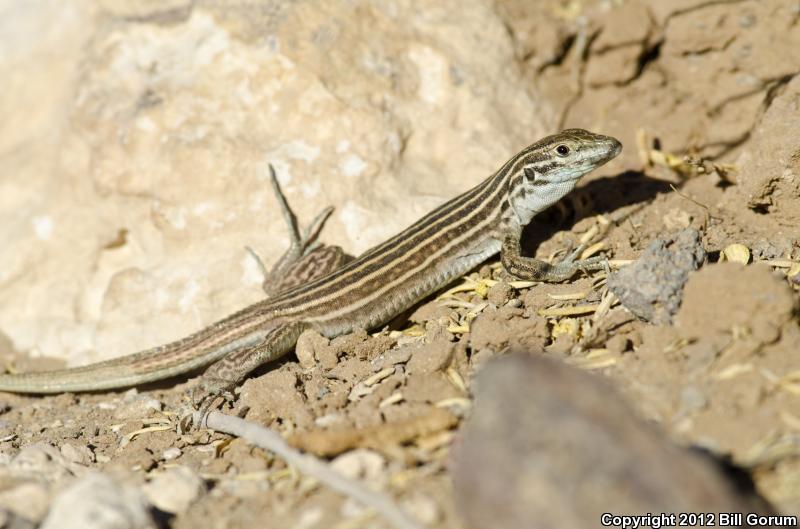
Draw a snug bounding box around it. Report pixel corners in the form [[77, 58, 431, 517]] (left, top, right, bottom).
[[608, 228, 706, 324], [0, 0, 550, 365], [500, 0, 800, 161], [616, 261, 799, 466], [734, 75, 800, 217], [676, 262, 798, 345]]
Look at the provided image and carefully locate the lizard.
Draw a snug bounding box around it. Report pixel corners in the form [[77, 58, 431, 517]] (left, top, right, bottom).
[[0, 129, 622, 404]]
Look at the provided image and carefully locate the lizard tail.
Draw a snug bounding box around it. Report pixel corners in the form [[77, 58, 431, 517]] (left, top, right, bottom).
[[0, 341, 223, 394], [0, 317, 273, 394]]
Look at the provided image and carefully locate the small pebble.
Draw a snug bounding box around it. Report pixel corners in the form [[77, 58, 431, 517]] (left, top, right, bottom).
[[738, 13, 756, 27], [407, 340, 455, 375], [295, 329, 329, 370], [402, 493, 442, 524], [314, 413, 347, 428], [162, 447, 182, 461], [113, 395, 163, 420], [487, 281, 513, 306], [376, 346, 413, 370], [720, 243, 750, 265], [60, 443, 94, 465], [606, 335, 631, 354], [680, 385, 708, 414], [331, 449, 387, 489], [142, 466, 205, 515], [425, 319, 454, 343], [41, 473, 155, 529]]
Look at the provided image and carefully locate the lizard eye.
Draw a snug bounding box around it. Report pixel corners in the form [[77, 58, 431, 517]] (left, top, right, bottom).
[[556, 144, 570, 157]]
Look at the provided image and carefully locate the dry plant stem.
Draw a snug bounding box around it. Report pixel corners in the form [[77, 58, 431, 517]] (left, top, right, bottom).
[[198, 411, 428, 529], [669, 183, 721, 228]]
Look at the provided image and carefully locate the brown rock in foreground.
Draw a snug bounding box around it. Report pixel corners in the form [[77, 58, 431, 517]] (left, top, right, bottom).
[[451, 354, 775, 529]]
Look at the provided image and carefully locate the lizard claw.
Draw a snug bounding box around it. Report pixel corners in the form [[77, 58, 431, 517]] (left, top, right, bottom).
[[558, 242, 608, 278], [573, 255, 608, 278], [177, 379, 237, 432]]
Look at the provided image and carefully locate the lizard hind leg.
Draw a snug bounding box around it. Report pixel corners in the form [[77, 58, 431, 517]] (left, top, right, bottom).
[[188, 320, 307, 417], [246, 164, 353, 296]]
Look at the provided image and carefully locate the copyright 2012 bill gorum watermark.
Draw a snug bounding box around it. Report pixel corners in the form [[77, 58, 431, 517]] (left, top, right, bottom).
[[601, 512, 798, 528]]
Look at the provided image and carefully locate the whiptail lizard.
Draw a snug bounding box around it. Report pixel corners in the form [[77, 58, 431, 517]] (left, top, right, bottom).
[[0, 129, 621, 403]]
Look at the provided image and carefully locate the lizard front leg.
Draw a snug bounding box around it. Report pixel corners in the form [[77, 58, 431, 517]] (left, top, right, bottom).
[[500, 225, 607, 282]]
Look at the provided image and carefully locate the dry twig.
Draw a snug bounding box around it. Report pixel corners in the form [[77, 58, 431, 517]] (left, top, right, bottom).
[[197, 411, 428, 529]]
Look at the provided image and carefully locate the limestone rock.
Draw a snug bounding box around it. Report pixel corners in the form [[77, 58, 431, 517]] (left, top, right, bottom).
[[141, 466, 205, 515], [0, 0, 550, 366], [40, 473, 155, 529]]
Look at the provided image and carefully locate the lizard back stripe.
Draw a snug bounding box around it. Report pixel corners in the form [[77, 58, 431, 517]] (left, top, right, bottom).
[[0, 128, 621, 393]]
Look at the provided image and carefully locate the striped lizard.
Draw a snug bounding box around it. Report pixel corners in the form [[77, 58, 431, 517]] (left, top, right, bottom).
[[0, 129, 621, 404]]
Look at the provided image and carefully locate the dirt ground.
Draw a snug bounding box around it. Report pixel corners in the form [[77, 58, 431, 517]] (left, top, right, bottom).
[[1, 1, 799, 528]]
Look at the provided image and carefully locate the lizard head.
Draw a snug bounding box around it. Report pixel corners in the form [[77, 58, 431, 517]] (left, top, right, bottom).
[[504, 128, 622, 226]]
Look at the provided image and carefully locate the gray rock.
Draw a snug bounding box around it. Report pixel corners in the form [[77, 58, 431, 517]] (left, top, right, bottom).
[[608, 228, 705, 324]]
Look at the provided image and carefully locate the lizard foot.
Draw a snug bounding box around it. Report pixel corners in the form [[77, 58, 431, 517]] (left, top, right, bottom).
[[178, 378, 238, 433], [556, 242, 609, 279]]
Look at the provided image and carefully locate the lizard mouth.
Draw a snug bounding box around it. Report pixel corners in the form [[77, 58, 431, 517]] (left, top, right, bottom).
[[546, 138, 622, 185], [587, 136, 623, 164]]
